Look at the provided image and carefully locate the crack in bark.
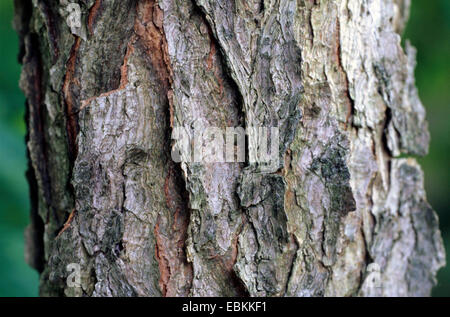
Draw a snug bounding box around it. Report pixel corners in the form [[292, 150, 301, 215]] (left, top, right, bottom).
[[135, 0, 174, 127], [62, 36, 81, 162], [154, 218, 171, 296], [335, 18, 354, 130], [87, 0, 103, 35], [56, 208, 76, 238], [134, 0, 193, 296], [80, 38, 135, 110], [37, 1, 59, 61]]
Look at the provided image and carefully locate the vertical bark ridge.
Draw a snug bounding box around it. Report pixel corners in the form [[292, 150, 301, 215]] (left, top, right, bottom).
[[19, 2, 46, 270], [68, 0, 193, 296], [159, 0, 246, 296], [194, 0, 303, 296], [133, 0, 193, 296]]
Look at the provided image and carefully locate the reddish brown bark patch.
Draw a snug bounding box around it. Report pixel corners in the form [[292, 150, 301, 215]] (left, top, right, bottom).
[[87, 0, 103, 35], [62, 37, 81, 161], [154, 162, 192, 296], [154, 220, 171, 296], [56, 208, 76, 238], [134, 0, 175, 127]]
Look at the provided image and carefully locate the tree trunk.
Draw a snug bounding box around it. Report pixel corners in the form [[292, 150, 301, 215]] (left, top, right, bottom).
[[16, 0, 445, 297]]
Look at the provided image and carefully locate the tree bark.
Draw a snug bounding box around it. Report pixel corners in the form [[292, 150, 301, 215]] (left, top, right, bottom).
[[16, 0, 445, 297]]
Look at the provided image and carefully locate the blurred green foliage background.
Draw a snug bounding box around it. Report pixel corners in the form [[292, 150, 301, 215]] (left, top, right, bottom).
[[404, 0, 450, 297], [0, 0, 448, 296], [0, 0, 38, 296]]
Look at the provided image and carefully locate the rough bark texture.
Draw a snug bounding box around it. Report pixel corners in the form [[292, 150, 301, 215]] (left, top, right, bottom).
[[17, 0, 445, 297]]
